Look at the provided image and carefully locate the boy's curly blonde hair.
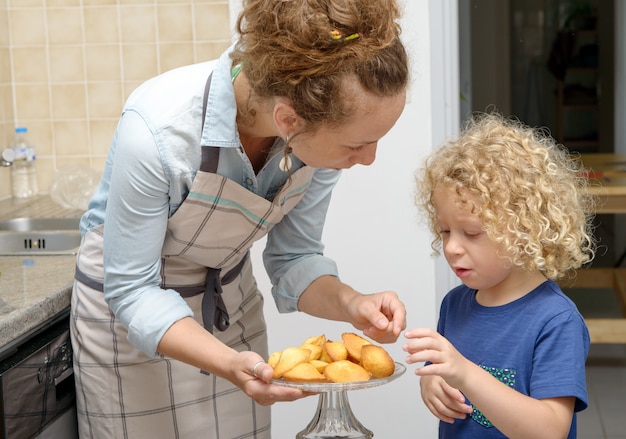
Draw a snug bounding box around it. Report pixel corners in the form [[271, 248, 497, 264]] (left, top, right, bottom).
[[415, 112, 596, 280]]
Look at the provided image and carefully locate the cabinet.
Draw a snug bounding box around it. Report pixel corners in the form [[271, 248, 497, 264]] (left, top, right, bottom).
[[0, 311, 78, 438], [553, 29, 600, 152]]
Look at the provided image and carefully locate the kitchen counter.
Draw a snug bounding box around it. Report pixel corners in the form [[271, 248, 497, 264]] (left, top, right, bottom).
[[0, 195, 83, 358], [0, 255, 76, 356]]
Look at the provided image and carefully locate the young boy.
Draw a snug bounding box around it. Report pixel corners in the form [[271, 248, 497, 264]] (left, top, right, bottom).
[[405, 113, 596, 438]]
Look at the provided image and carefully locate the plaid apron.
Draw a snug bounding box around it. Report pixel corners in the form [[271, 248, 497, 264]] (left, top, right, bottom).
[[71, 79, 316, 437]]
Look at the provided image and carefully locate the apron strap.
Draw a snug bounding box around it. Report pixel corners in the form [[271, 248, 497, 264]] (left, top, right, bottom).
[[74, 252, 249, 334], [74, 265, 105, 291], [199, 252, 249, 333], [200, 73, 220, 173]]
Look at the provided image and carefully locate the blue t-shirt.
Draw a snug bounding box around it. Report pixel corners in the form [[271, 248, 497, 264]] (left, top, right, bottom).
[[437, 280, 589, 439]]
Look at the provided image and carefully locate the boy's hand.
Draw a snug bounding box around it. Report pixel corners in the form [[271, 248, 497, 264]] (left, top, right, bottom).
[[419, 375, 473, 423]]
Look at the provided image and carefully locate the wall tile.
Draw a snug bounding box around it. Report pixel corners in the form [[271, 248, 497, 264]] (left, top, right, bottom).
[[52, 119, 89, 155], [9, 0, 44, 8], [11, 47, 48, 83], [47, 7, 83, 45], [123, 80, 144, 102], [36, 156, 58, 193], [14, 84, 51, 119], [0, 47, 13, 84], [83, 0, 116, 5], [46, 0, 81, 6], [23, 120, 53, 156], [85, 45, 121, 81], [87, 82, 123, 119], [90, 156, 106, 173], [5, 1, 233, 194], [194, 3, 230, 41], [53, 156, 92, 173], [159, 43, 195, 72], [158, 4, 193, 42], [49, 46, 85, 82], [9, 8, 46, 46], [195, 41, 231, 62], [0, 122, 11, 148], [0, 0, 10, 183], [122, 44, 158, 80], [89, 119, 117, 156], [0, 84, 12, 120], [50, 83, 87, 119], [120, 5, 157, 43], [0, 6, 9, 46], [121, 0, 152, 4], [0, 170, 11, 198], [84, 7, 119, 44]]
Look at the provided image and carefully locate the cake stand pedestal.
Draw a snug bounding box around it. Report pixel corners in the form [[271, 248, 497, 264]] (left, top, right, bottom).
[[273, 362, 406, 439]]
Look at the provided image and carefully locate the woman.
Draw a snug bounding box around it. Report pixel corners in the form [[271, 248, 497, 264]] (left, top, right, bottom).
[[71, 0, 409, 437]]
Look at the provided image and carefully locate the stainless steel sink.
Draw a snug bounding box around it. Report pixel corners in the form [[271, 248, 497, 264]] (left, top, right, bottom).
[[0, 217, 81, 256], [0, 217, 80, 232]]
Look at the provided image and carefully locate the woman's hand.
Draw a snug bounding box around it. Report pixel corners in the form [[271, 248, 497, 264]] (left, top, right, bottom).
[[234, 351, 314, 406], [158, 317, 312, 406], [297, 276, 406, 344], [348, 291, 407, 343]]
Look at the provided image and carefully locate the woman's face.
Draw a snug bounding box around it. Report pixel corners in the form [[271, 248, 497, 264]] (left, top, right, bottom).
[[289, 90, 406, 170]]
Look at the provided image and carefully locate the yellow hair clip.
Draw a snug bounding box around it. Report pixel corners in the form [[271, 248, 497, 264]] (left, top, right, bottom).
[[329, 30, 362, 43]]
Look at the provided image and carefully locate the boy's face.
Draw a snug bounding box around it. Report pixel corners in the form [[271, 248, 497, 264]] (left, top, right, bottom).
[[432, 185, 514, 295]]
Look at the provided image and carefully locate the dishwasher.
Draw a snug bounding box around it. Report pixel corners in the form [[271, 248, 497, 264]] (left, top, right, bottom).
[[0, 309, 77, 439]]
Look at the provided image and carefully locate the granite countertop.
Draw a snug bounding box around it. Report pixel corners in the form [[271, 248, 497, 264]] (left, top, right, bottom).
[[0, 255, 77, 355], [0, 195, 83, 357]]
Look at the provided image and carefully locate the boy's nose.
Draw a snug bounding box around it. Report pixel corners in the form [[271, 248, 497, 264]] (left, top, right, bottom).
[[444, 235, 463, 256]]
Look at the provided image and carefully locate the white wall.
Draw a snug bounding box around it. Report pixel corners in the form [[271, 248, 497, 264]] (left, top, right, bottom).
[[230, 1, 461, 437]]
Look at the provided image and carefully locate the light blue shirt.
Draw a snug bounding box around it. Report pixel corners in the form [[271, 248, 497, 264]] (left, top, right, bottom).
[[81, 48, 341, 355]]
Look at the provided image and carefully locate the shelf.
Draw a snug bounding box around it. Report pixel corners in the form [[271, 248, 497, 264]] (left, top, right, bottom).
[[553, 25, 600, 151]]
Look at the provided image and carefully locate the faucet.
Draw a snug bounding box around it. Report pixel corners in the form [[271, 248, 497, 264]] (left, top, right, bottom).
[[1, 149, 15, 167]]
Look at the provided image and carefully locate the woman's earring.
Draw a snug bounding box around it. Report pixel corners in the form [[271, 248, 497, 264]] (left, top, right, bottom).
[[279, 136, 293, 172]]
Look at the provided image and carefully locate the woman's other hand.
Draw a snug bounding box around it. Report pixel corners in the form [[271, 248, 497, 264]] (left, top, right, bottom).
[[235, 351, 313, 406]]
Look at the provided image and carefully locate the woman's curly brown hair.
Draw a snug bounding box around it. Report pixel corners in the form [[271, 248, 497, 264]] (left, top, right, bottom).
[[231, 0, 409, 130], [415, 112, 596, 280]]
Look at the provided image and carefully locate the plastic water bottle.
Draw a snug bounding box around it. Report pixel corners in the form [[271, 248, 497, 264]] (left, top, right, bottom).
[[10, 127, 38, 199]]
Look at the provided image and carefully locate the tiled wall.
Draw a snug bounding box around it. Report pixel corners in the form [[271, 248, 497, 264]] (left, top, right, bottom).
[[0, 0, 13, 196], [0, 0, 232, 199]]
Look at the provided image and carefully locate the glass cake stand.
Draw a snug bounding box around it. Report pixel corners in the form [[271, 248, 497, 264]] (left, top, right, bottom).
[[273, 362, 406, 439]]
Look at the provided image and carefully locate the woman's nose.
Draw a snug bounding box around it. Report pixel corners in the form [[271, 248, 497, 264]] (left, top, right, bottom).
[[351, 144, 377, 166]]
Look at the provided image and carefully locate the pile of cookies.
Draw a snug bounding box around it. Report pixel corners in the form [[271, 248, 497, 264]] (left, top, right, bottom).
[[269, 332, 395, 383]]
